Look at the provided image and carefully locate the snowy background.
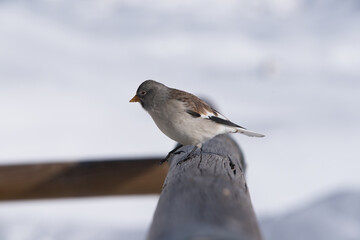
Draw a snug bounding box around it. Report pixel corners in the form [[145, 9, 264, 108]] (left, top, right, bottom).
[[1, 0, 360, 239]]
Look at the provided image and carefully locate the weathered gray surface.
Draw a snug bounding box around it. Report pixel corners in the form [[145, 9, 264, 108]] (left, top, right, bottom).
[[147, 134, 262, 240]]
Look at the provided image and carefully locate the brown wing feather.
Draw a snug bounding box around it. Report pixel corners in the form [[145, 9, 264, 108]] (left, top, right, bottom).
[[169, 88, 218, 116]]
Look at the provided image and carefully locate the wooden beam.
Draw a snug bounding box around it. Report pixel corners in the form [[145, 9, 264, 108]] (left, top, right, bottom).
[[0, 158, 168, 201], [147, 135, 262, 240]]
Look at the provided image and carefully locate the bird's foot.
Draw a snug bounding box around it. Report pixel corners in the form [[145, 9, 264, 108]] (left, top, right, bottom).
[[160, 147, 184, 165], [176, 146, 199, 166], [176, 153, 193, 166]]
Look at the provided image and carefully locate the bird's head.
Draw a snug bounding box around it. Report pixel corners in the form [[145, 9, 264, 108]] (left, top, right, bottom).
[[129, 80, 166, 110]]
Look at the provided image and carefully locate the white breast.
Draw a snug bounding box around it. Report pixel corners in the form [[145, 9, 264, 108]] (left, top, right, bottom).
[[147, 100, 227, 146]]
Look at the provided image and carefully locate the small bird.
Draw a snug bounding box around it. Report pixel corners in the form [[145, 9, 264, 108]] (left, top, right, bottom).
[[130, 80, 264, 164]]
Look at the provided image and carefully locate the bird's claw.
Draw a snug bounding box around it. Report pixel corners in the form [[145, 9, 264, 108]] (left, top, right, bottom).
[[176, 158, 189, 166], [176, 153, 194, 166], [174, 150, 185, 154], [160, 150, 185, 165]]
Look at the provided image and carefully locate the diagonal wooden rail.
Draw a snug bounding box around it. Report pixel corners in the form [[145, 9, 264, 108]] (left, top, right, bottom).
[[0, 158, 168, 201]]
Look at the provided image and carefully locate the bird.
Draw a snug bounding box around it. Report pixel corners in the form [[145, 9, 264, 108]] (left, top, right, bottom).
[[129, 80, 264, 164]]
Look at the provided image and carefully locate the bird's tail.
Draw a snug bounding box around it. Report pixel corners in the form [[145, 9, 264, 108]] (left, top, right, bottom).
[[236, 128, 265, 137]]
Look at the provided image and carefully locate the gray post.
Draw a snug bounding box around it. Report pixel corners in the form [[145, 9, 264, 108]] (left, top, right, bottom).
[[147, 134, 262, 240]]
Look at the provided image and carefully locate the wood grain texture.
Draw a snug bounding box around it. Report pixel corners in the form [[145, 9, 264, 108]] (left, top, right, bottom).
[[147, 135, 262, 240], [0, 158, 168, 201]]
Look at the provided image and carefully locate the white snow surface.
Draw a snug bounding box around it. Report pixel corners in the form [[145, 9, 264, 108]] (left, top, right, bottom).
[[0, 0, 360, 239], [261, 190, 360, 240], [0, 196, 155, 240]]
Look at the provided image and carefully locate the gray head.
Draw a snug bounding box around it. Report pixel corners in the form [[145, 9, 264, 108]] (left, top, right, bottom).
[[129, 80, 168, 110]]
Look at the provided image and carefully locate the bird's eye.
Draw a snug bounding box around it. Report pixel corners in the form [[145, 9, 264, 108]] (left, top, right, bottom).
[[140, 91, 146, 95]]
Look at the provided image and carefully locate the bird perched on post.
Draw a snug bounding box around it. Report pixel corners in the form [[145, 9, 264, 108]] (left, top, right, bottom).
[[130, 80, 264, 164]]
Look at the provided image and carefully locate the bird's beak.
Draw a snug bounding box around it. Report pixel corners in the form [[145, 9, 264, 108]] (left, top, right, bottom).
[[129, 95, 140, 102]]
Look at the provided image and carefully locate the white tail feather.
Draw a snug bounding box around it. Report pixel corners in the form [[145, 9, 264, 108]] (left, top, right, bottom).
[[236, 128, 265, 137]]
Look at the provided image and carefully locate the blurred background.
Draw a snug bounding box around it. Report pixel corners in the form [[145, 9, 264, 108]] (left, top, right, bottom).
[[1, 0, 360, 239]]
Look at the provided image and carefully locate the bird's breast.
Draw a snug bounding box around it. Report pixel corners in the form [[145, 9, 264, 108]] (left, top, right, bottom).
[[147, 101, 224, 145]]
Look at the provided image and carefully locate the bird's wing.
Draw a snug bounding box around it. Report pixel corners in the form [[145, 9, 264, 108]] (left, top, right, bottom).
[[170, 88, 215, 115], [170, 88, 246, 129]]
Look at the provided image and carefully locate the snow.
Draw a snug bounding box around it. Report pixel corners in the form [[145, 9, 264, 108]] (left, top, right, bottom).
[[0, 0, 360, 239], [261, 190, 360, 240], [0, 196, 155, 240]]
